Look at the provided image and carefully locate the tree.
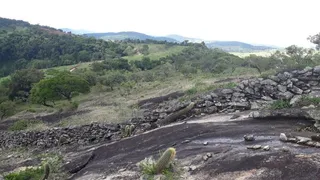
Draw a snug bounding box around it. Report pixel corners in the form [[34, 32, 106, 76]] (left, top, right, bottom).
[[102, 71, 127, 90], [308, 33, 320, 50], [31, 72, 90, 106], [0, 101, 15, 120], [140, 45, 149, 55], [8, 69, 44, 101]]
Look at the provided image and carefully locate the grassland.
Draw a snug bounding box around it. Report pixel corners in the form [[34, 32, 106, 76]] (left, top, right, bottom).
[[230, 49, 279, 57]]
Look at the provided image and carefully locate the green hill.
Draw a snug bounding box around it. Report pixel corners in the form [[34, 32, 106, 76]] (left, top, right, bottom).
[[85, 31, 177, 42], [0, 17, 128, 77], [205, 41, 275, 52]]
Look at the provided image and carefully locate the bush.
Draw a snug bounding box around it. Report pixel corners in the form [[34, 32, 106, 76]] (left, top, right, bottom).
[[270, 100, 291, 110], [9, 119, 41, 131], [5, 167, 44, 180], [296, 96, 320, 107]]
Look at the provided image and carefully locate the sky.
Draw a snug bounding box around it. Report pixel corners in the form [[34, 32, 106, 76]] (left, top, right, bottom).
[[1, 0, 320, 47]]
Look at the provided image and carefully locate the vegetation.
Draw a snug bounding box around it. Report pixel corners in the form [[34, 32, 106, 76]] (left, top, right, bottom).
[[0, 101, 15, 120], [295, 96, 320, 107], [270, 100, 291, 110], [30, 71, 90, 106], [0, 17, 130, 77], [4, 167, 44, 180], [8, 119, 42, 131], [139, 147, 179, 179]]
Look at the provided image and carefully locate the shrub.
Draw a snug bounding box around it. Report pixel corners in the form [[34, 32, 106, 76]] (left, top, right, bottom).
[[296, 96, 320, 107], [270, 100, 291, 110], [9, 119, 41, 131], [5, 167, 44, 180]]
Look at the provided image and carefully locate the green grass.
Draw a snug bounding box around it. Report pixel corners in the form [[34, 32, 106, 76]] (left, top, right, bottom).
[[230, 50, 278, 58], [270, 100, 291, 110], [295, 96, 320, 107], [9, 119, 43, 131], [4, 167, 44, 180]]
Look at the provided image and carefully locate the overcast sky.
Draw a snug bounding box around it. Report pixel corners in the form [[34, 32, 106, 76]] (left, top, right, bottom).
[[1, 0, 319, 47]]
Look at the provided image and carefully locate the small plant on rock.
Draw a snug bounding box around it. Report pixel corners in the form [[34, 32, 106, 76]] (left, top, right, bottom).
[[139, 147, 181, 179], [270, 100, 291, 110], [296, 96, 320, 107]]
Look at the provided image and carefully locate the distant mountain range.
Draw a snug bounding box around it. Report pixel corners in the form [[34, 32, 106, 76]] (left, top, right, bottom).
[[83, 31, 177, 42], [63, 29, 277, 52]]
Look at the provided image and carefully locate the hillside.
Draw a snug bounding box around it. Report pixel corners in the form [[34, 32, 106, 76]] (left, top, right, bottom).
[[206, 41, 275, 52], [84, 31, 177, 42], [0, 17, 128, 77]]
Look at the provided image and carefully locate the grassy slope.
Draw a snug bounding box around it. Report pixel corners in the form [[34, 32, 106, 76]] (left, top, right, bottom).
[[124, 44, 186, 61], [230, 49, 279, 57], [4, 43, 261, 129]]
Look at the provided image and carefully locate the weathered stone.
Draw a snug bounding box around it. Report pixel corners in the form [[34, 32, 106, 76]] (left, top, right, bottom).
[[247, 145, 262, 150], [277, 85, 287, 93], [290, 95, 302, 106], [189, 166, 197, 171], [204, 100, 214, 107], [203, 155, 209, 161], [263, 145, 270, 151], [277, 91, 294, 100], [221, 89, 234, 94], [296, 136, 311, 144], [313, 65, 320, 74], [280, 133, 288, 142], [261, 79, 278, 86], [261, 96, 273, 101], [206, 153, 212, 158], [203, 141, 208, 146], [290, 86, 303, 95], [203, 106, 218, 114], [309, 81, 319, 86], [244, 134, 255, 141], [244, 87, 255, 95]]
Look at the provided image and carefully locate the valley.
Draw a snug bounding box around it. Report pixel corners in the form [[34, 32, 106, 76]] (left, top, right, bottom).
[[1, 16, 320, 180]]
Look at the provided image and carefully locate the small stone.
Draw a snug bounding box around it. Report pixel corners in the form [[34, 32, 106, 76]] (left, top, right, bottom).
[[203, 141, 208, 146], [247, 145, 262, 150], [296, 136, 311, 144], [118, 168, 126, 172], [230, 114, 241, 119], [203, 155, 209, 161], [182, 139, 191, 144], [279, 133, 288, 142], [206, 153, 212, 158], [189, 166, 197, 171], [315, 142, 320, 148], [282, 147, 290, 152], [244, 134, 255, 141], [263, 145, 270, 151]]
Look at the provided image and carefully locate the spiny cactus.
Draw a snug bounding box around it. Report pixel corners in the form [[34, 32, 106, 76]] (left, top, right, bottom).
[[41, 163, 50, 180], [121, 124, 135, 137], [155, 147, 176, 173], [159, 102, 195, 125]]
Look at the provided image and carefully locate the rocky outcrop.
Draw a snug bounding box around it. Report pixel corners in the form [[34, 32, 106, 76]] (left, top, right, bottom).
[[3, 66, 320, 149], [139, 66, 320, 125]]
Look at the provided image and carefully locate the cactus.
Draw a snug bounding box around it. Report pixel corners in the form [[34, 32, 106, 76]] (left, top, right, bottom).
[[41, 163, 50, 180], [122, 124, 135, 137], [159, 102, 195, 125], [155, 147, 176, 173]]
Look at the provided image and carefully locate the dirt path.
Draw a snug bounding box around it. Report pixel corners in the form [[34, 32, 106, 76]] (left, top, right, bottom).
[[67, 112, 320, 180]]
